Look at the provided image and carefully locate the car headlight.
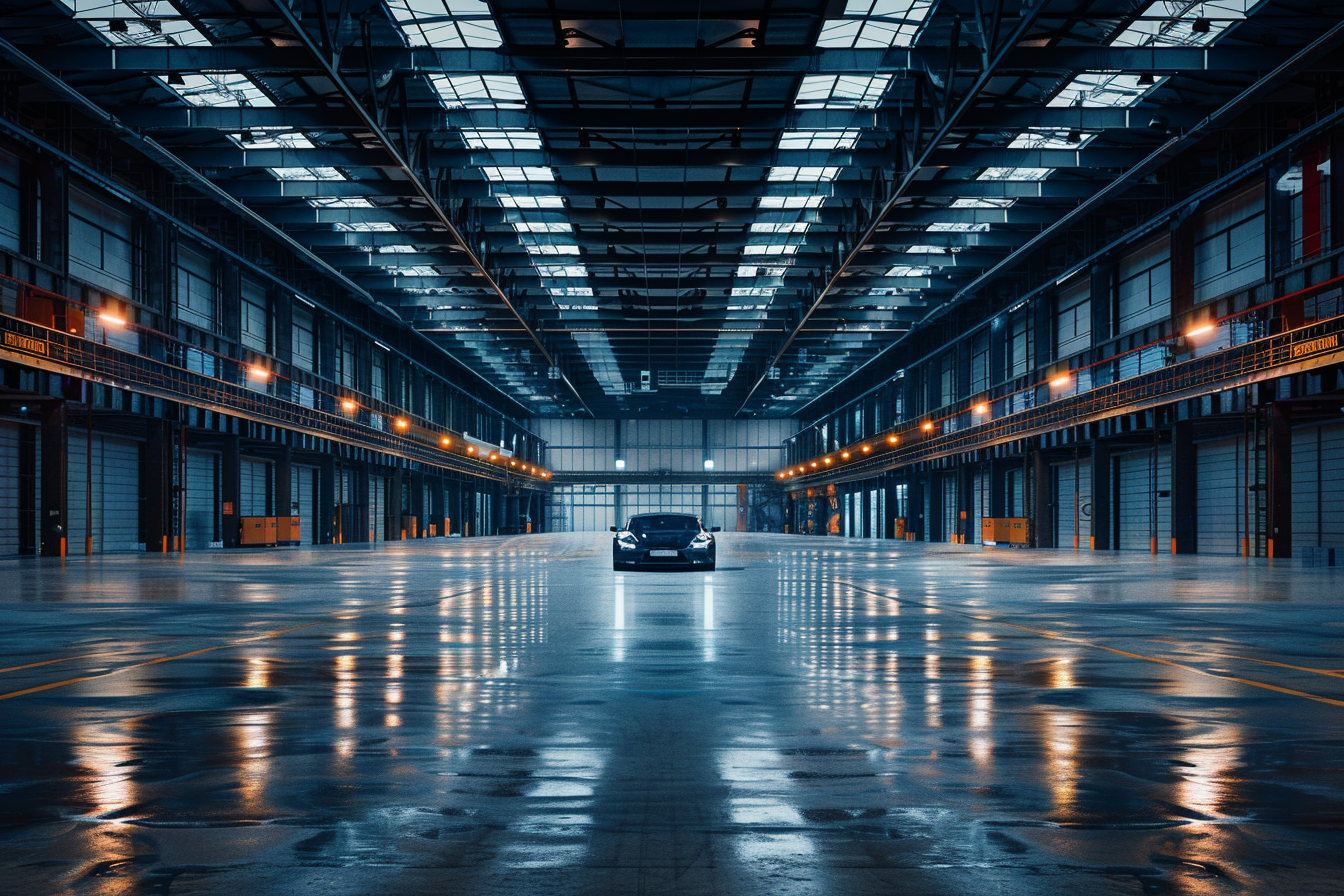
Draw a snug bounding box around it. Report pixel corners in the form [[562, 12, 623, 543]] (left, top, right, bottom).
[[616, 532, 639, 550], [690, 533, 713, 547]]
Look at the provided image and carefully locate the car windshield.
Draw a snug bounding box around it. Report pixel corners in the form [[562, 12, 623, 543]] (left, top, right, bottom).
[[627, 515, 700, 536]]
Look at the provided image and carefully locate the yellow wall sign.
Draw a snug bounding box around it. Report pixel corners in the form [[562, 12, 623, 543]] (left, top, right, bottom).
[[1292, 333, 1340, 359], [3, 330, 48, 356]]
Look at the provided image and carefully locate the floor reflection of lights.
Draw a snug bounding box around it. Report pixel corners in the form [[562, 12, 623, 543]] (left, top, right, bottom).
[[1176, 725, 1243, 819]]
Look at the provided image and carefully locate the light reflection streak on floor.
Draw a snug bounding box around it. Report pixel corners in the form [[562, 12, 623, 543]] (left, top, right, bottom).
[[0, 534, 1340, 894]]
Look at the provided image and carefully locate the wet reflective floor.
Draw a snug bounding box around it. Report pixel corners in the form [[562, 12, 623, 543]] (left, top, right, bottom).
[[1, 534, 1343, 895]]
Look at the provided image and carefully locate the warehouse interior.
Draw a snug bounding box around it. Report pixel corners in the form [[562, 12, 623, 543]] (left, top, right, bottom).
[[1, 0, 1343, 893]]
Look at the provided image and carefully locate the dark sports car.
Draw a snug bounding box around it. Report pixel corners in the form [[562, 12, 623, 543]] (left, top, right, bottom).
[[611, 513, 719, 571]]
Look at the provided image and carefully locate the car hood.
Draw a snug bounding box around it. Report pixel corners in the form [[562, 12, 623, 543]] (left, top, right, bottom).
[[636, 531, 699, 549]]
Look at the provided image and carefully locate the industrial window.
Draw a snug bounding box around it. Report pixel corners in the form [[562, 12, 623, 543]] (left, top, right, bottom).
[[69, 189, 134, 298], [1054, 279, 1091, 358], [175, 246, 216, 331], [338, 329, 357, 389], [1117, 235, 1170, 334], [1194, 185, 1265, 302], [371, 348, 387, 401], [1007, 307, 1031, 378], [240, 277, 270, 353], [1278, 148, 1332, 264], [291, 304, 316, 372], [938, 351, 956, 407], [969, 330, 989, 393], [0, 151, 19, 253]]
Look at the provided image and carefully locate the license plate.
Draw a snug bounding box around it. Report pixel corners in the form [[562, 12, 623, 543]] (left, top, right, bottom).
[[648, 549, 679, 558]]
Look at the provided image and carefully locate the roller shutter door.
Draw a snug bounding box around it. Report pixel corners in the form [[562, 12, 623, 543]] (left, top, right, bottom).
[[1116, 450, 1170, 551], [68, 434, 141, 553], [185, 450, 218, 550], [970, 471, 989, 544], [1054, 460, 1092, 549], [1196, 439, 1244, 555], [291, 464, 317, 544], [0, 424, 19, 554], [369, 474, 385, 542], [240, 458, 270, 516], [941, 475, 958, 542], [1292, 422, 1344, 550]]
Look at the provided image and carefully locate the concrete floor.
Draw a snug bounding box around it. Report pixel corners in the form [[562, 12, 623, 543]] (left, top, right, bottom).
[[1, 534, 1342, 895]]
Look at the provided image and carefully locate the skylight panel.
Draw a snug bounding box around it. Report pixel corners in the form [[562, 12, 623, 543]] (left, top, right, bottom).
[[385, 0, 501, 48], [461, 128, 542, 150], [927, 222, 990, 232], [231, 129, 315, 151], [731, 286, 777, 297], [428, 74, 526, 109], [497, 195, 565, 208], [743, 244, 799, 256], [389, 266, 440, 277], [759, 196, 826, 209], [906, 245, 952, 254], [778, 129, 861, 151], [795, 75, 892, 109], [751, 222, 811, 234], [1008, 129, 1094, 150], [977, 167, 1051, 182], [1048, 72, 1150, 109], [550, 287, 595, 297], [736, 265, 790, 277], [309, 197, 374, 209], [336, 222, 399, 232], [513, 222, 572, 233], [768, 166, 840, 183], [535, 264, 588, 278], [377, 244, 419, 254], [75, 0, 213, 47], [271, 167, 345, 181], [886, 264, 933, 277], [526, 244, 581, 256], [482, 166, 554, 182], [159, 72, 274, 108], [1110, 0, 1251, 48], [817, 0, 935, 48], [951, 198, 1016, 208]]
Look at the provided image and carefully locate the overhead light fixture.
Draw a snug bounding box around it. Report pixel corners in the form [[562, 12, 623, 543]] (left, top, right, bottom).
[[440, 436, 452, 447], [248, 366, 271, 380], [887, 434, 899, 445], [1137, 73, 1155, 86], [972, 403, 988, 415], [1066, 129, 1081, 144], [341, 399, 357, 413], [578, 128, 590, 148], [703, 458, 714, 470], [466, 445, 476, 454], [922, 422, 934, 432], [1148, 115, 1170, 133], [108, 18, 128, 32], [841, 451, 850, 460], [615, 458, 626, 470], [716, 197, 728, 210], [394, 417, 409, 430], [1050, 374, 1071, 388], [1186, 323, 1215, 340], [823, 457, 833, 465], [98, 312, 127, 327], [166, 72, 185, 86], [1192, 16, 1210, 33], [861, 445, 871, 453]]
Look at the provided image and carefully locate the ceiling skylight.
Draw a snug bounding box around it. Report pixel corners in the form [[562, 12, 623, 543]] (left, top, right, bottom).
[[377, 244, 419, 254], [795, 74, 893, 109], [72, 0, 212, 47], [743, 244, 799, 256], [513, 222, 572, 233], [886, 264, 934, 277], [535, 264, 588, 278], [388, 266, 440, 277], [482, 166, 555, 183], [760, 196, 827, 209], [385, 0, 501, 48], [751, 222, 811, 234], [270, 167, 345, 181], [497, 195, 565, 208], [731, 287, 778, 297], [927, 222, 990, 232], [768, 166, 841, 183], [736, 265, 790, 277], [951, 198, 1016, 209], [310, 197, 374, 209], [336, 222, 399, 232], [526, 244, 581, 256], [816, 0, 935, 48], [461, 128, 543, 150], [428, 74, 526, 109], [159, 72, 274, 108], [550, 287, 595, 297], [977, 167, 1051, 182], [778, 129, 861, 151]]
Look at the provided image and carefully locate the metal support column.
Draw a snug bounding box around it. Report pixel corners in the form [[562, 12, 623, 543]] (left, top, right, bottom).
[[38, 401, 66, 557], [1171, 419, 1197, 554]]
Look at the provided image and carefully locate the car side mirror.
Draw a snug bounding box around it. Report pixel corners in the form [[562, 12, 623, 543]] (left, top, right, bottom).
[[710, 527, 722, 532], [610, 526, 618, 532]]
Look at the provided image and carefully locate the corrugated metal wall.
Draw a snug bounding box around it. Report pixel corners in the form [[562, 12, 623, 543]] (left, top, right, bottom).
[[1053, 460, 1092, 549], [240, 458, 270, 517], [291, 464, 316, 544], [185, 450, 218, 550]]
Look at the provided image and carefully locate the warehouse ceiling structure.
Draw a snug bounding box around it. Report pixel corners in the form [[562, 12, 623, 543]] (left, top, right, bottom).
[[3, 0, 1340, 418]]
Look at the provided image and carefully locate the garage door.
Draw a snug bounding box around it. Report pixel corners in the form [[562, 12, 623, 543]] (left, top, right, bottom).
[[1054, 460, 1093, 550], [240, 458, 270, 517], [291, 464, 316, 544], [1116, 449, 1170, 551], [970, 470, 989, 544], [68, 433, 142, 553], [1196, 438, 1244, 555], [184, 450, 218, 550], [369, 474, 385, 542], [0, 423, 19, 554], [1292, 422, 1344, 550], [940, 475, 958, 542]]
